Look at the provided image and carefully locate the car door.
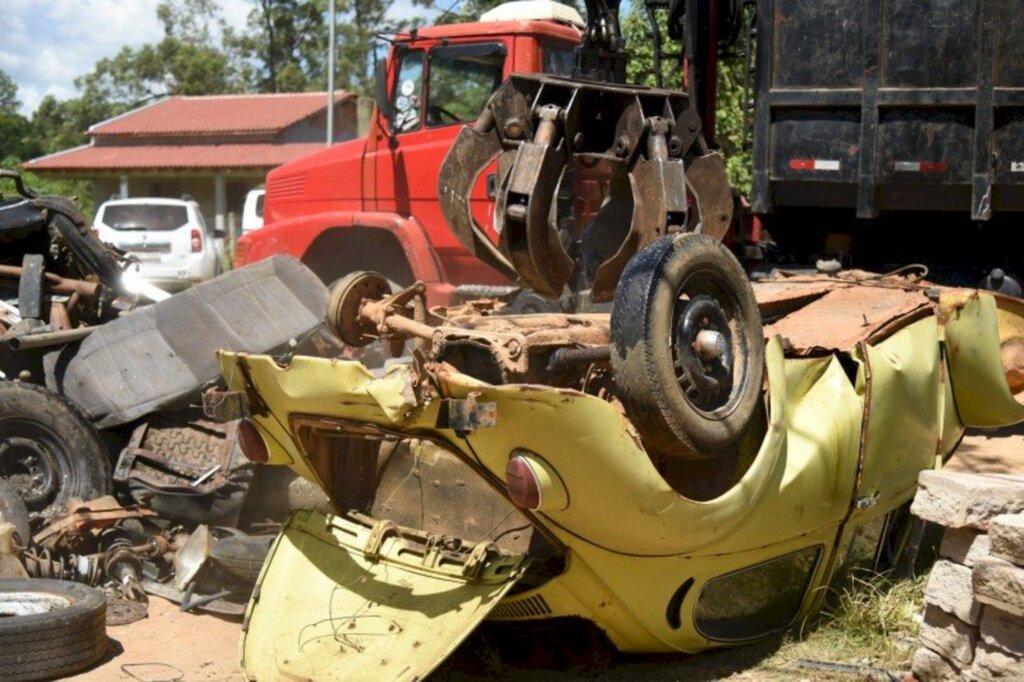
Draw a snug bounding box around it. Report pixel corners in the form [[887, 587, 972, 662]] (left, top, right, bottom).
[[372, 41, 510, 252]]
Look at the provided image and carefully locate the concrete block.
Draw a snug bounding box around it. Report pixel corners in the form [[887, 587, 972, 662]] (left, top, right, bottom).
[[911, 646, 962, 682], [918, 604, 978, 666], [990, 513, 1024, 566], [912, 471, 1024, 529], [980, 606, 1024, 657], [926, 559, 982, 625], [940, 526, 992, 567], [974, 557, 1024, 618], [970, 642, 1024, 681]]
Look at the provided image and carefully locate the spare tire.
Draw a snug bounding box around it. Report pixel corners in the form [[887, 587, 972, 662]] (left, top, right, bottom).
[[0, 578, 107, 681], [611, 233, 764, 459], [0, 382, 111, 515]]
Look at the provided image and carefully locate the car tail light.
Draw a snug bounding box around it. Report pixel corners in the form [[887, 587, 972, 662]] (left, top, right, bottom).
[[505, 455, 542, 510], [505, 451, 569, 512], [190, 228, 202, 253], [237, 419, 269, 463]]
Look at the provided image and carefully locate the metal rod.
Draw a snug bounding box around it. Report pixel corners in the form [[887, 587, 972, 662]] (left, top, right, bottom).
[[0, 265, 100, 298], [326, 0, 336, 146], [7, 326, 95, 351], [546, 345, 611, 372]]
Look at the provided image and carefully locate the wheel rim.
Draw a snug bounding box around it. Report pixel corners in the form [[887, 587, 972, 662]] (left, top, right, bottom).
[[0, 419, 67, 511], [0, 591, 72, 617], [670, 268, 748, 418]]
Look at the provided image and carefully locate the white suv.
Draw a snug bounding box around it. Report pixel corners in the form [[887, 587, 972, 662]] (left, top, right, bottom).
[[94, 197, 224, 290]]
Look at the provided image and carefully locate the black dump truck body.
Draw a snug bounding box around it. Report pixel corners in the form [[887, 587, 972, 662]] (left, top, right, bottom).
[[749, 0, 1024, 278]]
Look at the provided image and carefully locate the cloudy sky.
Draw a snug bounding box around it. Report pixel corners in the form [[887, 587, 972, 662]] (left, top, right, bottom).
[[1, 0, 265, 115]]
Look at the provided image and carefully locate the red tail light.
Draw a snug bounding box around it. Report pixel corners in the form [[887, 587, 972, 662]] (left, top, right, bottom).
[[237, 419, 269, 463], [232, 237, 250, 268], [190, 228, 202, 253], [505, 455, 542, 510]]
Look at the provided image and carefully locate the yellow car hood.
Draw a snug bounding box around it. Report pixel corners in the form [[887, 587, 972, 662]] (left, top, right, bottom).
[[241, 509, 526, 681]]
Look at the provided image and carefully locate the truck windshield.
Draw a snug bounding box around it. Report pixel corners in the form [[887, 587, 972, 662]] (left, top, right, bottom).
[[426, 42, 506, 127], [101, 204, 189, 231]]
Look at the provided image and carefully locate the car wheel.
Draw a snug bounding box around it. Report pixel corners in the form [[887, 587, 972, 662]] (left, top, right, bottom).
[[611, 233, 765, 459], [0, 578, 107, 681], [0, 382, 111, 516]]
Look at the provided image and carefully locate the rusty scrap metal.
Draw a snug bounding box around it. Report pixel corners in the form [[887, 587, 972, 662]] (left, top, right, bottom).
[[6, 326, 95, 351], [0, 265, 102, 298], [32, 496, 157, 549]]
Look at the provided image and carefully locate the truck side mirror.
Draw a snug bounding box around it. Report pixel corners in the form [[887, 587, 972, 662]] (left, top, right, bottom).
[[374, 57, 393, 135]]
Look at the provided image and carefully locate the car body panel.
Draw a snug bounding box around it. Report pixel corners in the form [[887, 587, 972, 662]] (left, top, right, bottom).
[[218, 284, 1024, 665], [241, 509, 525, 682]]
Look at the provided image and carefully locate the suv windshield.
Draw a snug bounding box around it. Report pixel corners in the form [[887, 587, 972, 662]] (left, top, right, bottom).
[[102, 204, 189, 231], [426, 42, 506, 127]]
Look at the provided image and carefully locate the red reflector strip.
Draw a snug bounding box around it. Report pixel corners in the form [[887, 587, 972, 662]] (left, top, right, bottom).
[[789, 159, 841, 171], [894, 161, 947, 173]]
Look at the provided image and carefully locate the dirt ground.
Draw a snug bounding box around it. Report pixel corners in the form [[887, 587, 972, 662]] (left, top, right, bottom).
[[68, 427, 1024, 681]]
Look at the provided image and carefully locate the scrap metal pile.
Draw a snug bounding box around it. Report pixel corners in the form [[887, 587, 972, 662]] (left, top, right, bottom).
[[0, 172, 342, 678]]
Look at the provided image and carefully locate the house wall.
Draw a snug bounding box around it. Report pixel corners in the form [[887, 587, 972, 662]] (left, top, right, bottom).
[[281, 99, 358, 143]]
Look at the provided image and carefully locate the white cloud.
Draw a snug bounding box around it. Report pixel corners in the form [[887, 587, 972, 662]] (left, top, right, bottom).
[[1, 0, 443, 115], [0, 0, 259, 116]]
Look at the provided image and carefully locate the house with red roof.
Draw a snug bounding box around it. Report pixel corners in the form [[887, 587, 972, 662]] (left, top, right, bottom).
[[25, 92, 360, 234]]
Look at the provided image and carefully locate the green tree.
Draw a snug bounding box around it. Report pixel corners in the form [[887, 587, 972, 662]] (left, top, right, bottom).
[[231, 0, 328, 93], [77, 0, 245, 107], [622, 3, 751, 192], [0, 69, 41, 161], [0, 69, 20, 114]]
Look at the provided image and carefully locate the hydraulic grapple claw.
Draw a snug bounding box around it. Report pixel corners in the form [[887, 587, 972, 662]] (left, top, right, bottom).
[[438, 74, 733, 302]]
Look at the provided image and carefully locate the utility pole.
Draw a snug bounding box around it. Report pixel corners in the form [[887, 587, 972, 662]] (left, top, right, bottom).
[[326, 0, 336, 146]]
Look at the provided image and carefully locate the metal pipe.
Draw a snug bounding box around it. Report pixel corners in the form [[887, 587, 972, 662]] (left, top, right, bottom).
[[7, 326, 95, 351], [326, 0, 336, 146], [546, 345, 611, 372], [0, 265, 100, 298]]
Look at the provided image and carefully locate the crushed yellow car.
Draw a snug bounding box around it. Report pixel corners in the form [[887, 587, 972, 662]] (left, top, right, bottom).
[[217, 261, 1024, 680]]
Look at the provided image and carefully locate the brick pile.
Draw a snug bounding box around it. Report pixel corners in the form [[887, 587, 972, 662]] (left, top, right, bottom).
[[909, 470, 1024, 681]]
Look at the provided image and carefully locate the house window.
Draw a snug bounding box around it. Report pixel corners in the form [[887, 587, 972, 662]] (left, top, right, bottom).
[[693, 546, 822, 641]]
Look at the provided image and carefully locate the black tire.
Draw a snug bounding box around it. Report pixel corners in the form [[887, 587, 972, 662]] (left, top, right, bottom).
[[611, 233, 764, 459], [210, 533, 274, 584], [0, 479, 30, 547], [0, 382, 111, 515], [0, 578, 107, 681]]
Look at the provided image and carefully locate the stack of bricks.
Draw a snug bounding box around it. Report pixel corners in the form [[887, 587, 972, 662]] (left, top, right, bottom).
[[909, 470, 1024, 681]]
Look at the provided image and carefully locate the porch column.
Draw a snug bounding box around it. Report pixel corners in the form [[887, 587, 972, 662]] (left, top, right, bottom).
[[119, 175, 129, 198], [214, 173, 226, 235]]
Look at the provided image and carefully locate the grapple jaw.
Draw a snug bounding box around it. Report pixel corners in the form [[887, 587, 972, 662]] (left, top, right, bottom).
[[438, 74, 734, 302]]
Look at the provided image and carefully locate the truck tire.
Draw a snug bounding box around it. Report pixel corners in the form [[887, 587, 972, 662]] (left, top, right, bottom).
[[611, 233, 764, 459], [0, 579, 107, 681], [0, 382, 111, 515], [0, 479, 31, 547]]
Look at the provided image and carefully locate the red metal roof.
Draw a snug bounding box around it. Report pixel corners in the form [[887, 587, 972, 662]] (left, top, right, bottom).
[[89, 92, 351, 137], [24, 142, 328, 172]]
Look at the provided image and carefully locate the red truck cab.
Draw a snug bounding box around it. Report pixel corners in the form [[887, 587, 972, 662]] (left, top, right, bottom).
[[234, 11, 582, 306]]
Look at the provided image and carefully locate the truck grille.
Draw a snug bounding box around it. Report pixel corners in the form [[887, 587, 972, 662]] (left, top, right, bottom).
[[490, 594, 552, 620], [267, 172, 305, 199]]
